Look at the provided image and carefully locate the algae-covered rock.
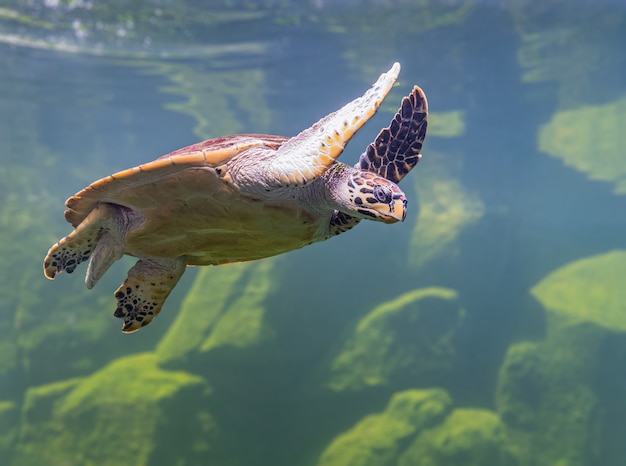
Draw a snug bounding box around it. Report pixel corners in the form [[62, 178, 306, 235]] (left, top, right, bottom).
[[496, 336, 601, 466], [409, 159, 484, 269], [514, 0, 624, 104], [539, 99, 626, 195], [157, 259, 279, 368], [318, 389, 452, 466], [0, 84, 129, 391], [0, 400, 18, 460], [493, 251, 626, 465], [512, 0, 626, 195], [151, 60, 271, 140], [530, 250, 626, 334], [13, 353, 214, 466], [328, 287, 463, 391], [428, 110, 466, 138], [398, 408, 518, 466]]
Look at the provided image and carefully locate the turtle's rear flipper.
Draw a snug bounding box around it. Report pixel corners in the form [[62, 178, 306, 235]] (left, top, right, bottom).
[[114, 256, 186, 333], [44, 203, 138, 289], [43, 203, 119, 280]]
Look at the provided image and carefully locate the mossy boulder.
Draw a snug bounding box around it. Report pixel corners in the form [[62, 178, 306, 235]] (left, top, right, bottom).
[[328, 287, 463, 391], [398, 409, 519, 466], [514, 0, 622, 109], [318, 389, 452, 466], [539, 97, 626, 195], [13, 353, 214, 466], [156, 259, 279, 369], [0, 64, 179, 393], [1, 161, 131, 394], [409, 159, 484, 269], [496, 336, 601, 466], [153, 60, 271, 140], [530, 250, 626, 334], [0, 400, 18, 460], [494, 251, 626, 465], [428, 110, 466, 138]]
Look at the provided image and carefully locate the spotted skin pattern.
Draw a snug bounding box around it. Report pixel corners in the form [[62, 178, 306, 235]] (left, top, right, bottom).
[[347, 171, 406, 221], [43, 204, 112, 281], [46, 204, 186, 333], [328, 85, 428, 235], [44, 241, 92, 276], [358, 85, 428, 184], [113, 257, 186, 333]]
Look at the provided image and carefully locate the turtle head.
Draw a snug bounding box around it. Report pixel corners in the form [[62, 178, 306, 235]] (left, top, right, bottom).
[[333, 168, 407, 223]]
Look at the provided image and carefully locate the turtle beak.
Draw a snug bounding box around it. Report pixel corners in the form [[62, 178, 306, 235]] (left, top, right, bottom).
[[382, 196, 407, 223]]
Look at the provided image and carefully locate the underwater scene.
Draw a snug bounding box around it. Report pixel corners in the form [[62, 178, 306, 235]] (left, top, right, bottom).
[[1, 0, 625, 464]]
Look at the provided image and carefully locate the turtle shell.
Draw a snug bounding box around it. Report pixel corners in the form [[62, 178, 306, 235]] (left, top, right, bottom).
[[63, 134, 328, 266]]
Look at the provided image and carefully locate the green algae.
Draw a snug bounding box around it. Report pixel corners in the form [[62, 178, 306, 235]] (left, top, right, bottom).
[[514, 1, 625, 106], [497, 251, 626, 465], [318, 389, 452, 466], [496, 337, 602, 466], [60, 353, 206, 411], [157, 259, 278, 367], [20, 378, 83, 418], [0, 64, 126, 389], [0, 400, 18, 458], [14, 353, 212, 466], [530, 250, 626, 333], [329, 287, 462, 391], [398, 408, 518, 466], [14, 378, 83, 466], [200, 259, 277, 353], [539, 98, 626, 195], [409, 158, 484, 268], [156, 263, 251, 365], [0, 119, 58, 383], [513, 0, 626, 195], [428, 110, 466, 138], [0, 400, 17, 416], [147, 60, 271, 140]]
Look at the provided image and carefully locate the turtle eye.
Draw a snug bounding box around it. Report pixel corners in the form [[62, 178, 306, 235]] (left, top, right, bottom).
[[373, 185, 393, 204]]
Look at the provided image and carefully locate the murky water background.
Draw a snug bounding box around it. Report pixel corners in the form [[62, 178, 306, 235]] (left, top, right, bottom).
[[1, 1, 625, 465]]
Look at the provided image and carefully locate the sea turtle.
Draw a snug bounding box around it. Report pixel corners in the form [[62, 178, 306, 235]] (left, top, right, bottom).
[[43, 62, 428, 333]]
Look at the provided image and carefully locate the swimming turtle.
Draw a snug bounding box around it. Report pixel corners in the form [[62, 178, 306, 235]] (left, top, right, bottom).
[[43, 62, 428, 333]]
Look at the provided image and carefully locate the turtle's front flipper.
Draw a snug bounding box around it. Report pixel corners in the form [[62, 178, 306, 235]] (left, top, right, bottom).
[[357, 85, 428, 183], [114, 256, 186, 333], [263, 63, 401, 187], [44, 203, 140, 289]]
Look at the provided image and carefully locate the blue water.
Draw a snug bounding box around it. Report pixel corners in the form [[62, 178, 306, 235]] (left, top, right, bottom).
[[1, 1, 625, 465]]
